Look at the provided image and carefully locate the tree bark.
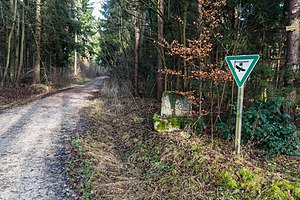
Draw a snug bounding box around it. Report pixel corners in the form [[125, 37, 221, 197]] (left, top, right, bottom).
[[16, 1, 25, 86], [287, 0, 299, 72], [14, 9, 20, 83], [157, 0, 164, 100], [285, 0, 299, 117], [9, 0, 16, 83], [33, 0, 41, 84], [74, 32, 78, 75], [182, 1, 188, 91], [74, 0, 81, 76], [134, 0, 141, 95], [198, 0, 203, 118]]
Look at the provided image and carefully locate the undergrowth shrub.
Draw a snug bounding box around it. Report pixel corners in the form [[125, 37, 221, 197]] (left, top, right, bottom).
[[242, 98, 299, 156], [217, 98, 300, 156]]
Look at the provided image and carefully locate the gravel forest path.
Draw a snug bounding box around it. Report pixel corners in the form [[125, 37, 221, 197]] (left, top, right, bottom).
[[0, 77, 106, 200]]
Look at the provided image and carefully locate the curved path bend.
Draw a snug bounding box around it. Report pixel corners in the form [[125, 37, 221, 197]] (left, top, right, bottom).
[[0, 77, 106, 200]]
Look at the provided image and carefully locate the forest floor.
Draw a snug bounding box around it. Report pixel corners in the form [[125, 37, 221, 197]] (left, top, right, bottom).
[[0, 77, 107, 199], [68, 77, 300, 199]]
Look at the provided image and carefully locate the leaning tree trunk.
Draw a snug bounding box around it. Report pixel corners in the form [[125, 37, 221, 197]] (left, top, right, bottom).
[[33, 0, 41, 84], [157, 0, 164, 100], [285, 0, 299, 117]]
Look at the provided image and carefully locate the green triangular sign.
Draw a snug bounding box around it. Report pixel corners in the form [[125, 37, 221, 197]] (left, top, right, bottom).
[[225, 55, 260, 87]]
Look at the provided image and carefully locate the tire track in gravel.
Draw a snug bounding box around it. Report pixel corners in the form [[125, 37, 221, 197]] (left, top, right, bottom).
[[0, 77, 107, 200]]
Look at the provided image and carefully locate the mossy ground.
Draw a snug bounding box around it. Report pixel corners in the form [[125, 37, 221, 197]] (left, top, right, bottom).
[[67, 79, 300, 199]]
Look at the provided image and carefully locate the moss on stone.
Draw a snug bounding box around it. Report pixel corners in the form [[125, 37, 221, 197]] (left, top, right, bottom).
[[153, 113, 188, 132]]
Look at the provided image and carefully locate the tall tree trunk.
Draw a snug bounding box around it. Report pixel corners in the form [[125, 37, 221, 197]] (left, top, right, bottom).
[[198, 0, 203, 118], [33, 0, 41, 84], [1, 0, 17, 88], [157, 0, 164, 100], [182, 2, 188, 91], [287, 0, 299, 72], [14, 9, 20, 83], [16, 1, 25, 86], [74, 32, 78, 75], [134, 0, 141, 95], [74, 0, 81, 76], [9, 0, 17, 83], [285, 0, 299, 117]]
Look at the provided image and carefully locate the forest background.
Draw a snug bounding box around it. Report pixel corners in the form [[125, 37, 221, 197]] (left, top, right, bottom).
[[0, 0, 299, 155]]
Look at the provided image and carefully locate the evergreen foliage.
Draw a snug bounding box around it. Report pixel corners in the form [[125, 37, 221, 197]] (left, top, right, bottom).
[[242, 98, 299, 156], [0, 0, 98, 86]]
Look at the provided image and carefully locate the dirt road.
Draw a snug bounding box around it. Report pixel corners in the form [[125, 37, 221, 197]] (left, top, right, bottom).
[[0, 77, 106, 200]]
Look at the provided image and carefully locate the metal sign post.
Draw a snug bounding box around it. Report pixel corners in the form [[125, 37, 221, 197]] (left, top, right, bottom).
[[235, 86, 244, 155], [225, 55, 260, 155]]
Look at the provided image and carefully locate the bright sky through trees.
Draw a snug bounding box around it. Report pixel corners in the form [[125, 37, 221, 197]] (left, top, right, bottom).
[[90, 0, 104, 18]]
